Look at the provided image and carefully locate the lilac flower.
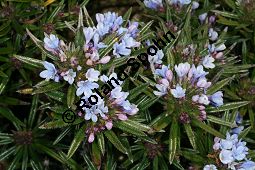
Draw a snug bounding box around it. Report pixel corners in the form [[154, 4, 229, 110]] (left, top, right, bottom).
[[128, 22, 139, 37], [170, 84, 186, 98], [168, 0, 191, 5], [203, 164, 217, 170], [122, 34, 140, 48], [39, 61, 59, 82], [85, 68, 100, 82], [100, 73, 123, 86], [209, 91, 223, 107], [208, 28, 218, 41], [63, 69, 76, 84], [220, 133, 238, 150], [76, 80, 99, 97], [219, 149, 234, 164], [174, 62, 190, 77], [231, 126, 244, 135], [202, 55, 215, 69], [121, 100, 139, 115], [44, 34, 60, 53], [208, 44, 226, 53], [144, 0, 163, 9], [154, 65, 172, 79]]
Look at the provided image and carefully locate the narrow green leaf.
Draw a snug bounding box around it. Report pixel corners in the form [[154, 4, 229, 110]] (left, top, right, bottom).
[[207, 77, 234, 95], [14, 55, 43, 68], [67, 85, 76, 108], [97, 133, 105, 155], [28, 95, 39, 128], [239, 126, 252, 139], [114, 121, 147, 136], [0, 107, 24, 129], [82, 153, 97, 170], [184, 124, 197, 150], [67, 125, 86, 159], [192, 119, 225, 138], [207, 115, 236, 128], [53, 127, 71, 145], [104, 131, 127, 154], [123, 8, 132, 27], [139, 21, 153, 35], [206, 101, 250, 113], [0, 146, 16, 160], [169, 120, 179, 164], [138, 96, 160, 111], [127, 83, 150, 100], [32, 82, 65, 94]]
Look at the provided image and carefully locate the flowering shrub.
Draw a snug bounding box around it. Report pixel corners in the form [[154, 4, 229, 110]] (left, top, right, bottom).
[[0, 0, 255, 169]]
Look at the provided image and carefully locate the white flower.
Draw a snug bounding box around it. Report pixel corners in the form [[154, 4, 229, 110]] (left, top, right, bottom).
[[203, 164, 217, 170], [203, 55, 215, 69], [174, 62, 190, 77], [63, 69, 76, 84], [219, 149, 234, 164], [76, 80, 99, 97], [198, 94, 210, 105], [85, 68, 100, 82], [208, 28, 218, 41], [39, 61, 59, 82], [44, 34, 59, 50], [170, 84, 186, 98], [148, 50, 164, 65]]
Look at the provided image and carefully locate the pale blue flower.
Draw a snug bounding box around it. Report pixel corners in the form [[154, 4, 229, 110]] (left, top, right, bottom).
[[190, 65, 208, 79], [232, 145, 248, 161], [208, 28, 218, 41], [219, 149, 234, 164], [144, 0, 163, 9], [39, 61, 59, 82], [122, 34, 140, 48], [85, 68, 100, 82], [192, 1, 199, 9], [199, 13, 207, 22], [83, 27, 96, 44], [203, 164, 217, 170], [148, 50, 164, 65], [113, 42, 131, 57], [155, 65, 169, 78], [44, 34, 59, 50], [63, 69, 76, 84], [154, 82, 169, 96], [171, 84, 186, 98], [240, 160, 255, 170], [198, 94, 210, 105], [210, 91, 223, 107], [202, 55, 215, 69], [174, 62, 190, 77], [231, 126, 244, 135], [76, 80, 99, 97]]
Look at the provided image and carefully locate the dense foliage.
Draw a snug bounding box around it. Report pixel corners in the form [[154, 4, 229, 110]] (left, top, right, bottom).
[[0, 0, 254, 169]]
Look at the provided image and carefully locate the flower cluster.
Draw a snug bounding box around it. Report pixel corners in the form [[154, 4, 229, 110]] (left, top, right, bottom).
[[39, 11, 140, 143], [152, 61, 223, 121], [144, 0, 199, 10], [78, 73, 139, 143], [204, 114, 255, 170]]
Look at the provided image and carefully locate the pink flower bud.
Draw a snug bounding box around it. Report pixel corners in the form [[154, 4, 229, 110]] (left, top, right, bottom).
[[117, 114, 128, 121], [198, 105, 205, 110], [166, 70, 173, 82], [105, 121, 113, 130], [99, 56, 111, 64], [86, 59, 93, 66], [215, 52, 224, 59], [78, 111, 83, 117], [88, 133, 95, 143]]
